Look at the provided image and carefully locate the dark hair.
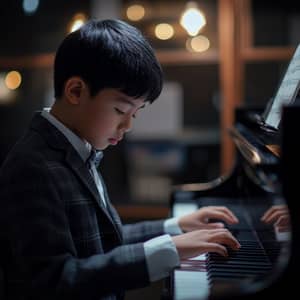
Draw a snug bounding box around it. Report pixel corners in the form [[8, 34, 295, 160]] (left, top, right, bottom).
[[54, 19, 163, 103]]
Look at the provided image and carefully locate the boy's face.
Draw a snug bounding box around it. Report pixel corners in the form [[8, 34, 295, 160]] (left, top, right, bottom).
[[76, 88, 146, 150]]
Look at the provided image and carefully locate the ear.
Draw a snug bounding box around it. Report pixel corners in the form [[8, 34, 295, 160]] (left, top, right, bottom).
[[64, 77, 88, 105]]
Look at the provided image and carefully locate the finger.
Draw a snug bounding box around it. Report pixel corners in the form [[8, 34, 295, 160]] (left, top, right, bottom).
[[261, 207, 276, 222], [264, 210, 288, 224], [204, 210, 238, 225], [261, 205, 288, 222], [225, 236, 241, 250], [215, 206, 239, 223], [201, 242, 228, 257], [202, 222, 225, 229], [275, 215, 291, 233], [206, 206, 239, 223], [275, 215, 290, 227], [210, 231, 241, 250], [261, 208, 280, 222], [206, 228, 229, 233]]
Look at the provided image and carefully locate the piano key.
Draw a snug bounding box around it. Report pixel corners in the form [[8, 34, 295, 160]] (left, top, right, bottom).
[[174, 270, 209, 300]]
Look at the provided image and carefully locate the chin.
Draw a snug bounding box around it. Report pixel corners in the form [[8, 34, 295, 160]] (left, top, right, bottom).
[[97, 144, 109, 150]]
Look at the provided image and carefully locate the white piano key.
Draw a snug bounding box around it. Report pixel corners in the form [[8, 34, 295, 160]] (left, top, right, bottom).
[[172, 202, 210, 299], [174, 269, 209, 300]]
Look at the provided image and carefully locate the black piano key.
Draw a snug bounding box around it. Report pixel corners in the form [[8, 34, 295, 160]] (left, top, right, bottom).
[[208, 256, 268, 262], [208, 264, 272, 271], [209, 272, 267, 280], [209, 250, 268, 259], [207, 260, 271, 267], [189, 198, 285, 288], [210, 251, 269, 259], [207, 234, 274, 286], [207, 268, 269, 275], [210, 250, 267, 257]]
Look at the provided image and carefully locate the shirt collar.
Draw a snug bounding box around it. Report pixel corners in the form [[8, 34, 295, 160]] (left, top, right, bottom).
[[41, 108, 102, 163]]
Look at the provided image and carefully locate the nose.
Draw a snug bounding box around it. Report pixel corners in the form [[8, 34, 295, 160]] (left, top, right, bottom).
[[119, 115, 132, 133]]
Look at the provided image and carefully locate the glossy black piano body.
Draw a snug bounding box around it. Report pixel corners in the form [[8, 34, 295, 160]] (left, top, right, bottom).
[[165, 104, 300, 300]]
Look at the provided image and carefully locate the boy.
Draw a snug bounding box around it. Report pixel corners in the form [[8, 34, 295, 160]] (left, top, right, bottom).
[[0, 19, 240, 300]]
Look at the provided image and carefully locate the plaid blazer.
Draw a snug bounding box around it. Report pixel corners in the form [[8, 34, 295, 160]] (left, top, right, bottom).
[[0, 113, 166, 300]]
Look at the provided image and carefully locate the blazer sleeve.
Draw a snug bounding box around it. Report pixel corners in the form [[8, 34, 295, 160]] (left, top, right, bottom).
[[122, 220, 166, 244], [0, 154, 150, 299]]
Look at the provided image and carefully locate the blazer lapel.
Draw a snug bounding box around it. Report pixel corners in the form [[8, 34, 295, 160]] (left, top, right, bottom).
[[65, 149, 123, 244], [65, 148, 106, 209], [97, 172, 123, 241], [30, 112, 122, 241]]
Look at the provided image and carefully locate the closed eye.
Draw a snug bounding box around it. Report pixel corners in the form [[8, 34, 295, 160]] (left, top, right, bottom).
[[114, 108, 125, 115], [115, 107, 138, 119]]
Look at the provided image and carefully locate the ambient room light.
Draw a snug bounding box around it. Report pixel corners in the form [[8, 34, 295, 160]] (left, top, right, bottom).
[[180, 1, 206, 36]]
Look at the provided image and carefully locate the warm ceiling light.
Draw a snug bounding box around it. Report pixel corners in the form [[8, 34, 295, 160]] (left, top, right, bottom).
[[5, 71, 22, 90], [126, 4, 145, 21], [69, 13, 87, 33], [180, 2, 206, 36], [186, 35, 210, 52], [154, 23, 174, 40]]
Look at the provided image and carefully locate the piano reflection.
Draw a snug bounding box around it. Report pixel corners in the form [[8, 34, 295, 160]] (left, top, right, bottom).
[[164, 44, 300, 300]]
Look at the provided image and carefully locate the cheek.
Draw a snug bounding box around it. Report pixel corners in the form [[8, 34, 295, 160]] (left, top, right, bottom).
[[82, 104, 119, 140], [91, 113, 116, 135]]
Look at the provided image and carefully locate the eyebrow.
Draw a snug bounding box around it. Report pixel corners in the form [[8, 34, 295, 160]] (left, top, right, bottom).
[[116, 97, 146, 110]]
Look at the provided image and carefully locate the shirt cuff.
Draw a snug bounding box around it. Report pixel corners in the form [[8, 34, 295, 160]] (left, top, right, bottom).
[[144, 234, 180, 282], [164, 217, 183, 235]]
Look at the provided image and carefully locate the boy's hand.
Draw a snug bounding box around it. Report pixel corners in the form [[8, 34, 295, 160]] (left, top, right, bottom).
[[261, 204, 290, 232], [172, 228, 241, 259], [178, 206, 239, 232]]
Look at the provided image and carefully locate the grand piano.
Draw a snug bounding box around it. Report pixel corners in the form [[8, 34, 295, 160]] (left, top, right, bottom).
[[164, 101, 300, 300]]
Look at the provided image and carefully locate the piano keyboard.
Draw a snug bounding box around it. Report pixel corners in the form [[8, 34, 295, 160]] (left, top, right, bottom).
[[207, 240, 272, 285], [171, 199, 284, 300]]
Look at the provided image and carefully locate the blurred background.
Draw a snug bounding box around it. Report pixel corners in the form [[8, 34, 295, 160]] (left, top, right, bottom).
[[0, 1, 299, 298]]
